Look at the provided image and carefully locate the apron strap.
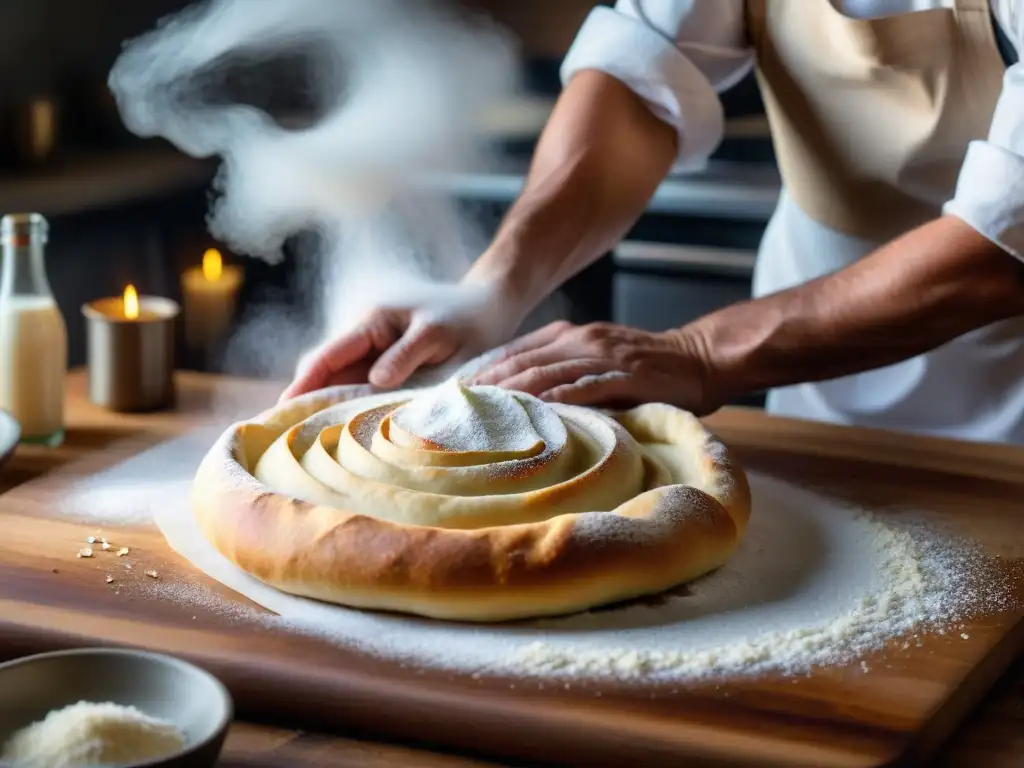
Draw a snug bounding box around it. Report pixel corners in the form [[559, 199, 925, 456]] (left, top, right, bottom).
[[991, 12, 1019, 67]]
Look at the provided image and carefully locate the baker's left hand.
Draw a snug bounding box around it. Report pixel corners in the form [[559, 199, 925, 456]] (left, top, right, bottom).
[[468, 321, 719, 414]]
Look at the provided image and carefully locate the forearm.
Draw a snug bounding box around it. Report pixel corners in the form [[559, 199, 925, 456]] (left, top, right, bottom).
[[465, 70, 677, 320], [686, 215, 1024, 402]]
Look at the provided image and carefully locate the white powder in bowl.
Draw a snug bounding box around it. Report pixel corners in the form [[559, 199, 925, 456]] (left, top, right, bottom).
[[1, 701, 185, 768]]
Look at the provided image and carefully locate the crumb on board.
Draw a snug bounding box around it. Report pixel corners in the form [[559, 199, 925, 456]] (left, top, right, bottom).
[[117, 547, 129, 557], [101, 542, 112, 551], [145, 570, 159, 579], [961, 633, 970, 640], [77, 548, 93, 558], [86, 536, 96, 544], [105, 575, 114, 584]]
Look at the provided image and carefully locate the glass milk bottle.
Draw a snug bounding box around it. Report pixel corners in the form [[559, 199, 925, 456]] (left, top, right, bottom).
[[0, 213, 67, 445]]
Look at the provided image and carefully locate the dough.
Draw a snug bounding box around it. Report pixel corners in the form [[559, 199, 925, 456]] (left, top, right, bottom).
[[192, 379, 751, 622]]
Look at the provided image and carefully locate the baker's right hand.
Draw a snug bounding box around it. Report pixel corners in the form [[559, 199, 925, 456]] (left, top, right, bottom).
[[280, 303, 500, 401]]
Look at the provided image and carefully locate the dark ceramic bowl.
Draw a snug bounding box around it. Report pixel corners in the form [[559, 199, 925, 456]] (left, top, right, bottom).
[[0, 648, 233, 767]]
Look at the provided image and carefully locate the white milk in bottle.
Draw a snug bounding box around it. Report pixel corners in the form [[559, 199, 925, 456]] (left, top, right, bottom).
[[0, 213, 66, 445]]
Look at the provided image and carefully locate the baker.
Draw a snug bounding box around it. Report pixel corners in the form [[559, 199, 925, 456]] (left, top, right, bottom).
[[283, 0, 1024, 445]]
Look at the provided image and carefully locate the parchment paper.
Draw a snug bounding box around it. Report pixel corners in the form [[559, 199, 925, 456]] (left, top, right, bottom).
[[56, 348, 962, 681], [139, 449, 899, 681]]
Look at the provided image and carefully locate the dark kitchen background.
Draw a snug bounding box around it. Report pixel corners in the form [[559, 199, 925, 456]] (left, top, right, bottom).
[[5, 0, 776, 407]]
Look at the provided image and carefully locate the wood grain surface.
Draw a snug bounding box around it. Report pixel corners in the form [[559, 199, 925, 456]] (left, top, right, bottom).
[[0, 371, 1021, 768]]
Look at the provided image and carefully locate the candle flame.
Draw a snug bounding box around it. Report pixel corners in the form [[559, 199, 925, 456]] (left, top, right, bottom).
[[123, 284, 139, 320], [202, 248, 223, 281]]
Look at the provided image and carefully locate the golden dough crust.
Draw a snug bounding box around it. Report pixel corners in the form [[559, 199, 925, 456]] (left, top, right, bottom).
[[192, 384, 751, 622]]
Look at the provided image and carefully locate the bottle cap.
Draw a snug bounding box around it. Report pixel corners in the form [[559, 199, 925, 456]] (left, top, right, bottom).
[[1, 213, 48, 246]]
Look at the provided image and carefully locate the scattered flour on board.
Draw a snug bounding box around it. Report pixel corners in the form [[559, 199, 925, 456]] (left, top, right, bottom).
[[59, 422, 1019, 684], [55, 428, 228, 526], [509, 513, 1010, 681]]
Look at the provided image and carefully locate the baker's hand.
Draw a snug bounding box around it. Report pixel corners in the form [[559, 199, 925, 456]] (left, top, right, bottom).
[[280, 309, 467, 400], [280, 287, 517, 400], [468, 321, 719, 414]]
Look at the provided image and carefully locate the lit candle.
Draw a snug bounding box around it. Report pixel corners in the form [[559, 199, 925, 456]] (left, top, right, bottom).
[[81, 285, 180, 412], [181, 248, 243, 351], [123, 283, 141, 319]]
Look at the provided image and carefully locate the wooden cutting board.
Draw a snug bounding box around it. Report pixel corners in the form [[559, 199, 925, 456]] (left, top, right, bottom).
[[0, 372, 1021, 768]]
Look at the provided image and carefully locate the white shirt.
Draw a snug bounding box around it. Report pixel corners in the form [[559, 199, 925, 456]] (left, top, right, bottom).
[[561, 0, 1024, 444]]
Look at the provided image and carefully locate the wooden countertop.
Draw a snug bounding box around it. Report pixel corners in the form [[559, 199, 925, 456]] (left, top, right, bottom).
[[1, 370, 1021, 768]]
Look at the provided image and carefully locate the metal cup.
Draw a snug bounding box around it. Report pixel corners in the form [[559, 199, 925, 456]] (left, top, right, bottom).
[[82, 296, 180, 412]]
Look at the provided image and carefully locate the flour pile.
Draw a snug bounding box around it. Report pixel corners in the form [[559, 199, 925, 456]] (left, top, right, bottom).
[[1, 701, 184, 768], [55, 429, 1017, 683], [390, 378, 555, 454]]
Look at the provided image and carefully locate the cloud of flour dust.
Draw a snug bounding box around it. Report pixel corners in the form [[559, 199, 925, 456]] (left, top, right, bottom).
[[108, 0, 536, 393]]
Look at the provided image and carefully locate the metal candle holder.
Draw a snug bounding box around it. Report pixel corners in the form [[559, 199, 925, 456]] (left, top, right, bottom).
[[81, 294, 180, 412]]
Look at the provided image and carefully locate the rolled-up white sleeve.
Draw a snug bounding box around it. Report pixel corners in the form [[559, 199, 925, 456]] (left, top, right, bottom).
[[945, 61, 1024, 262], [560, 0, 753, 173]]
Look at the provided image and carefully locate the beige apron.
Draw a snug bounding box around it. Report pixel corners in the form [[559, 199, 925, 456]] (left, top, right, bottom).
[[741, 0, 1024, 443], [747, 0, 1005, 242]]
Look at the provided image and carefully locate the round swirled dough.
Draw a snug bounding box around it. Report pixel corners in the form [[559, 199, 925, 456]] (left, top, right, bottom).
[[192, 379, 751, 622]]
